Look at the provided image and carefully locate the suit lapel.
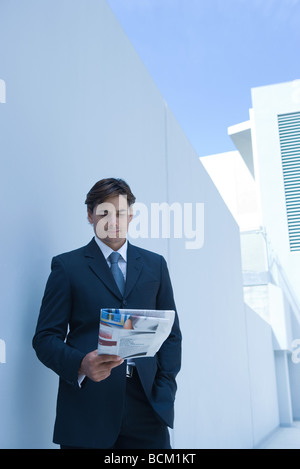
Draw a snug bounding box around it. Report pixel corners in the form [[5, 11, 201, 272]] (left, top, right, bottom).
[[124, 242, 143, 299], [84, 239, 144, 301], [84, 238, 123, 300]]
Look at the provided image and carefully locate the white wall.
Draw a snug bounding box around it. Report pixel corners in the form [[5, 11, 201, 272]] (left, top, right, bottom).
[[245, 305, 279, 446], [0, 0, 169, 449], [0, 0, 279, 449], [200, 151, 261, 231]]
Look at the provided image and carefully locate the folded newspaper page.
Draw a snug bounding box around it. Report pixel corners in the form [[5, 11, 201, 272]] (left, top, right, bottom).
[[98, 308, 175, 359]]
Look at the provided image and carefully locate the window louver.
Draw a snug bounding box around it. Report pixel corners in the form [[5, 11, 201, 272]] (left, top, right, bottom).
[[278, 111, 300, 252]]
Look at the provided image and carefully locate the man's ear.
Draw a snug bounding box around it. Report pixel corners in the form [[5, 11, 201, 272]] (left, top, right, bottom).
[[87, 208, 93, 224]]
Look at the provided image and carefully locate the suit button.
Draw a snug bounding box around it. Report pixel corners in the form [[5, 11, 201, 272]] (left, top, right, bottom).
[[123, 300, 127, 306]]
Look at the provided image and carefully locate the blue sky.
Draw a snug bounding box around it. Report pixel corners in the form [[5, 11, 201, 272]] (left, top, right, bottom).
[[106, 0, 300, 157]]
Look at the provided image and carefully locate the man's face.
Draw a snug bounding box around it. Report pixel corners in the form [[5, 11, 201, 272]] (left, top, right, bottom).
[[88, 194, 133, 250]]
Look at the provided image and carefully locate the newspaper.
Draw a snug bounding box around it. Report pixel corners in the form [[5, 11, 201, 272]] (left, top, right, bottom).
[[98, 308, 175, 359]]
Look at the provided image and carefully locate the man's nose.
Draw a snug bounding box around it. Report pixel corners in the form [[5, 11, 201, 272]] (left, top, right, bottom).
[[107, 214, 118, 227]]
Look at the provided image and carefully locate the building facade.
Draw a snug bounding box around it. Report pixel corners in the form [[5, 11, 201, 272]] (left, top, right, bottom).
[[201, 79, 300, 433]]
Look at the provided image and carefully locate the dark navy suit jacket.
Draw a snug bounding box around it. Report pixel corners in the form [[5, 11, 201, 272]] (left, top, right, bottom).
[[33, 238, 182, 448]]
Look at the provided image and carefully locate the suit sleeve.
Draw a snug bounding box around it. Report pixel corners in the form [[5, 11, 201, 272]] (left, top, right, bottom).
[[154, 256, 182, 401], [32, 257, 85, 386]]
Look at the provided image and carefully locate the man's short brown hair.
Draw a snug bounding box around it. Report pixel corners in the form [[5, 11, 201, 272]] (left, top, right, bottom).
[[85, 178, 136, 213]]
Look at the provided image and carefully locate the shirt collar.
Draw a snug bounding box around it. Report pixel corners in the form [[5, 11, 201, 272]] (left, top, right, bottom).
[[94, 236, 127, 262]]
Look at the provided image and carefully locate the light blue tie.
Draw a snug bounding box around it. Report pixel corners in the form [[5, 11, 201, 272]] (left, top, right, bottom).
[[109, 251, 125, 296]]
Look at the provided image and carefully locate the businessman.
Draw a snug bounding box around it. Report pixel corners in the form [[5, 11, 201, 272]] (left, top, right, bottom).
[[33, 178, 182, 449]]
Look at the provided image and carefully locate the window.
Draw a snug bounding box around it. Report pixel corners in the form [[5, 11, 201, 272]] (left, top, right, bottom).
[[278, 111, 300, 252]]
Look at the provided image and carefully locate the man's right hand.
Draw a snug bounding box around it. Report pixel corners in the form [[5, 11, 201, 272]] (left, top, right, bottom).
[[78, 350, 124, 382]]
